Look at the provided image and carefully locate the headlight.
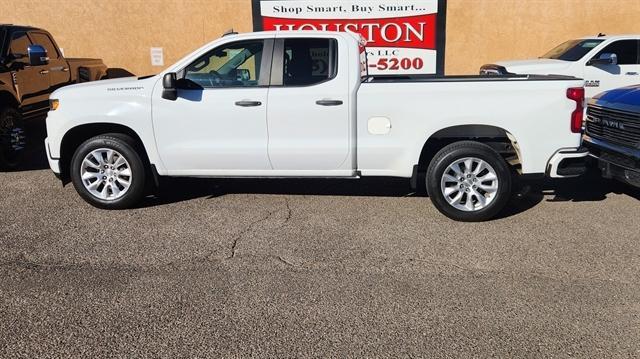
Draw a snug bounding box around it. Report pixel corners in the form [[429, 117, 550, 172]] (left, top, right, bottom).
[[49, 99, 59, 111]]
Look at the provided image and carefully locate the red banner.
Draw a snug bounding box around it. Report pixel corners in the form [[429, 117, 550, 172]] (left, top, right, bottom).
[[262, 14, 437, 50]]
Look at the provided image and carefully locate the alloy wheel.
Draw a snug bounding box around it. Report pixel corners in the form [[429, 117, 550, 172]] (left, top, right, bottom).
[[80, 148, 132, 200], [440, 157, 499, 212]]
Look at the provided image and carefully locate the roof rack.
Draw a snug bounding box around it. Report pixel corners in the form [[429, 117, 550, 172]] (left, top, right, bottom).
[[222, 28, 238, 37]]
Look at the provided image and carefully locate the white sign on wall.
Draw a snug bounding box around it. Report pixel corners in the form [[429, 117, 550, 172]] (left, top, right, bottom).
[[150, 47, 164, 66]]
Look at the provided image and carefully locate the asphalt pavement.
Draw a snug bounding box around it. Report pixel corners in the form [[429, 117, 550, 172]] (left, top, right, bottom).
[[1, 136, 639, 357]]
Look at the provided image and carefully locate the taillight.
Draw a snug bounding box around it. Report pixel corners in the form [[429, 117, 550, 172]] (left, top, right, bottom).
[[566, 87, 584, 133]]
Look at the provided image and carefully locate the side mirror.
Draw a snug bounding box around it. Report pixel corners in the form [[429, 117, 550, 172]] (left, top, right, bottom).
[[213, 49, 227, 58], [162, 72, 177, 101], [588, 53, 617, 66], [28, 44, 49, 66]]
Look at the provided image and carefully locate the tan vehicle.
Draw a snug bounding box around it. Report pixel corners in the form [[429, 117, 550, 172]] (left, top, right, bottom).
[[0, 24, 107, 169]]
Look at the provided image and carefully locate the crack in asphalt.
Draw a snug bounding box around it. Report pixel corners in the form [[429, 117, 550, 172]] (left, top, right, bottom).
[[227, 212, 273, 259], [225, 197, 293, 260], [274, 255, 298, 268], [38, 197, 300, 269], [277, 197, 292, 229]]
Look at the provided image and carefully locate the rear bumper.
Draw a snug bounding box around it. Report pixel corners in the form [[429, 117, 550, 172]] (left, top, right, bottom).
[[583, 135, 640, 187], [44, 137, 61, 175], [546, 147, 589, 178]]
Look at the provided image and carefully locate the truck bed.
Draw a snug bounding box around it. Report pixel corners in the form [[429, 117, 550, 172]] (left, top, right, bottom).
[[356, 74, 584, 177], [66, 58, 107, 82]]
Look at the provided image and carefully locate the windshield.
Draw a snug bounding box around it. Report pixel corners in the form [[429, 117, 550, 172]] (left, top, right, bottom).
[[541, 39, 604, 61]]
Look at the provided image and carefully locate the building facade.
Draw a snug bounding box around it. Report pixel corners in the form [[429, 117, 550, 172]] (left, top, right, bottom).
[[2, 0, 639, 76]]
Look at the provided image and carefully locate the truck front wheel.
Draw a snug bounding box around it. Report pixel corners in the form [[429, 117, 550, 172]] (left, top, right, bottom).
[[426, 141, 512, 222], [0, 107, 27, 170], [70, 134, 147, 209]]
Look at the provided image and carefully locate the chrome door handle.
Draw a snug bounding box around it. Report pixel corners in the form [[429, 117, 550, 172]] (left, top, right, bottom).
[[62, 67, 69, 72], [39, 70, 49, 75], [235, 100, 262, 107], [626, 72, 639, 75], [316, 99, 343, 106]]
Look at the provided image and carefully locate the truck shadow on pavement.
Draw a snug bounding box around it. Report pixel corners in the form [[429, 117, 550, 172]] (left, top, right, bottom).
[[141, 171, 639, 220], [537, 171, 640, 202], [10, 122, 637, 219]]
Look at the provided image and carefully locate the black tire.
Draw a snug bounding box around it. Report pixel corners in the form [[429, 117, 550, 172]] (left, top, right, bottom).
[[70, 133, 147, 209], [426, 141, 512, 222], [0, 107, 26, 170]]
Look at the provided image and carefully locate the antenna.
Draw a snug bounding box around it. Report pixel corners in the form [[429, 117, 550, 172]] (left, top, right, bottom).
[[223, 28, 238, 37], [597, 33, 606, 37]]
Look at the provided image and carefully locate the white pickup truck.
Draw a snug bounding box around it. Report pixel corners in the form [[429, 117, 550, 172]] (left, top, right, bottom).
[[480, 35, 640, 100], [45, 31, 587, 221]]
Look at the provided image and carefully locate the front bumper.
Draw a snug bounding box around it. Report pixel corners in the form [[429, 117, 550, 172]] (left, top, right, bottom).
[[583, 135, 640, 187], [546, 147, 589, 178], [44, 137, 61, 175]]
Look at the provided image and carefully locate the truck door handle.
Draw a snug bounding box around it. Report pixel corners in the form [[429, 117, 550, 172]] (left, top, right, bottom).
[[316, 99, 343, 106], [235, 100, 262, 107], [39, 70, 49, 75], [625, 72, 639, 75], [62, 67, 69, 72]]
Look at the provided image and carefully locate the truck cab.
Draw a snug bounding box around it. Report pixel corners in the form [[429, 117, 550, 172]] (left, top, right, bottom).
[[0, 25, 57, 120], [481, 35, 640, 100]]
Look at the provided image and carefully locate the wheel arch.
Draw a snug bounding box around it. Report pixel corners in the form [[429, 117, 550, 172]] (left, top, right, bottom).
[[411, 124, 521, 190], [59, 123, 152, 182]]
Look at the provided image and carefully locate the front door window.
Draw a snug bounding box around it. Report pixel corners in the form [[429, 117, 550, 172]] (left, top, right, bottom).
[[184, 41, 265, 88]]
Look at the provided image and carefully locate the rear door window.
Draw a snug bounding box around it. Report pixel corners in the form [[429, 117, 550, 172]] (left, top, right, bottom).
[[282, 38, 337, 86]]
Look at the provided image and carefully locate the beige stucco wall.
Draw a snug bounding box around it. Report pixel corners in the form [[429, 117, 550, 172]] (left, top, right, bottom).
[[1, 0, 254, 76], [2, 0, 639, 75], [446, 0, 640, 74]]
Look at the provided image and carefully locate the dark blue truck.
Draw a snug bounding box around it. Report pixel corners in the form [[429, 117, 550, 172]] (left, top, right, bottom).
[[583, 85, 640, 187]]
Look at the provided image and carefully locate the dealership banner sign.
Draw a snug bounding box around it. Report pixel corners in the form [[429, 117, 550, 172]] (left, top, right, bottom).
[[252, 0, 447, 75]]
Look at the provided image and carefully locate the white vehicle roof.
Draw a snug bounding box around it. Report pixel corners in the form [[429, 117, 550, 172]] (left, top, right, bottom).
[[221, 30, 362, 42], [164, 30, 361, 75], [578, 34, 640, 40]]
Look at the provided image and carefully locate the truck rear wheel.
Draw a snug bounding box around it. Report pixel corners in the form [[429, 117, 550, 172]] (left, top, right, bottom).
[[70, 134, 146, 209], [0, 107, 26, 170], [426, 141, 512, 222]]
